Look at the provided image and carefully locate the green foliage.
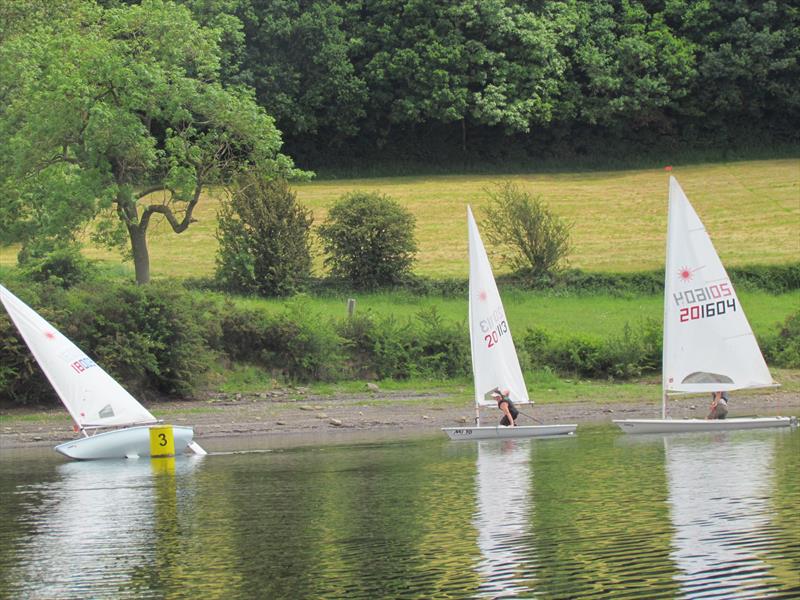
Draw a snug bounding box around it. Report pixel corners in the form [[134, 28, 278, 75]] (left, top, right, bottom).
[[335, 307, 470, 380], [727, 264, 800, 294], [318, 191, 417, 289], [238, 0, 366, 140], [215, 298, 343, 381], [0, 0, 305, 284], [62, 283, 214, 398], [762, 312, 800, 369], [18, 241, 96, 289], [482, 182, 572, 277], [224, 0, 799, 169], [0, 285, 64, 405], [0, 281, 213, 405], [523, 319, 662, 379], [216, 175, 314, 297]]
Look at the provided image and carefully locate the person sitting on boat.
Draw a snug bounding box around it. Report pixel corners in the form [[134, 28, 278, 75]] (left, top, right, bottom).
[[707, 391, 729, 420], [492, 388, 518, 427]]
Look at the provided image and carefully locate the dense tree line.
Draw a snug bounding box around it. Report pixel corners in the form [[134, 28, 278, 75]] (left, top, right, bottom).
[[180, 0, 799, 167]]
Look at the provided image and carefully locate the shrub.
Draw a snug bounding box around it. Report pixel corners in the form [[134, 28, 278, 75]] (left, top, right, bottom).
[[762, 311, 800, 368], [64, 283, 213, 398], [482, 182, 572, 277], [727, 264, 800, 293], [318, 191, 417, 289], [522, 319, 662, 379], [18, 241, 95, 288], [0, 282, 212, 405], [216, 298, 344, 381], [216, 175, 314, 296], [414, 307, 471, 377]]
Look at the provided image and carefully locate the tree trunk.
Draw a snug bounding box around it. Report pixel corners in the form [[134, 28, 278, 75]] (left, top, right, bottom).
[[128, 225, 150, 285]]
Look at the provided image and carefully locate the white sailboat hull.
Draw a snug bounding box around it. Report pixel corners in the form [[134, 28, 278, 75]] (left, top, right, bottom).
[[54, 425, 195, 460], [613, 417, 795, 435], [442, 424, 577, 440]]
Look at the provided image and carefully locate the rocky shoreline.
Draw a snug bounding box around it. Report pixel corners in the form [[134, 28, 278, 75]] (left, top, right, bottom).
[[2, 387, 798, 451]]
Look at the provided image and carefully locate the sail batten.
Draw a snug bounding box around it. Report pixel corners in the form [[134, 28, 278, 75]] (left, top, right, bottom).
[[467, 206, 530, 407]]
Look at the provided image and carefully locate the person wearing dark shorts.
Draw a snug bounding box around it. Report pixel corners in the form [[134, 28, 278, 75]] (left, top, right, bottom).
[[707, 391, 729, 419], [492, 388, 519, 426]]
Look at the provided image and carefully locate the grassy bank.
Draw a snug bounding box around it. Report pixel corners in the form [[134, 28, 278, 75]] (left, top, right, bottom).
[[232, 288, 799, 340], [1, 158, 797, 279]]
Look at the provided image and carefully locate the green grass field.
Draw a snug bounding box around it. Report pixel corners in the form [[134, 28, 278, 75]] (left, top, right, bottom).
[[229, 288, 799, 341], [2, 158, 796, 278]]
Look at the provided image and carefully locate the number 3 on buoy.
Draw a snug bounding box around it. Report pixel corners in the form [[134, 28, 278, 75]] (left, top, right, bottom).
[[149, 425, 175, 457]]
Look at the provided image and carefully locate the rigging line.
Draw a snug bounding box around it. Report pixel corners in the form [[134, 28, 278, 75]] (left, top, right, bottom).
[[515, 409, 543, 425]]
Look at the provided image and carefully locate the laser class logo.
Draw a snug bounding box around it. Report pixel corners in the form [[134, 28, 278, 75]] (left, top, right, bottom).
[[677, 265, 702, 283]]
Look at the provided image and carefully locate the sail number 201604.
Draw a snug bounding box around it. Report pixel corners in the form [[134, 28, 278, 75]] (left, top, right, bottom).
[[679, 298, 736, 323]]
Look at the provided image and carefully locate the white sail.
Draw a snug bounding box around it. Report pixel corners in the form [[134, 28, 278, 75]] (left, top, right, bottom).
[[468, 206, 530, 407], [662, 177, 774, 394], [0, 285, 157, 429]]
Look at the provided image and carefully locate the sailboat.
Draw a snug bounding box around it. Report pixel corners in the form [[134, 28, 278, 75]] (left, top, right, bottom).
[[442, 207, 577, 440], [614, 176, 795, 434], [0, 284, 207, 459]]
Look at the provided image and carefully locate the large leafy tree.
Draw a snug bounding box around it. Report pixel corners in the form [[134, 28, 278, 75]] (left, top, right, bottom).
[[554, 0, 694, 131], [352, 0, 567, 146], [239, 0, 367, 143], [0, 0, 304, 284], [665, 0, 800, 138]]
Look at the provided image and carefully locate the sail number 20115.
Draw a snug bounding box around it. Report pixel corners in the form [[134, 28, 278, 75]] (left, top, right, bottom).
[[484, 320, 508, 348]]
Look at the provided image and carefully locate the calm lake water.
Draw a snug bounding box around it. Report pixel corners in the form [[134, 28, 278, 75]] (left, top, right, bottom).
[[0, 426, 798, 599]]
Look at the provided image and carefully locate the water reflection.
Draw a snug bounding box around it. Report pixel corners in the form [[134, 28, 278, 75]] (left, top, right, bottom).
[[6, 457, 201, 599], [473, 439, 533, 597], [665, 433, 779, 599]]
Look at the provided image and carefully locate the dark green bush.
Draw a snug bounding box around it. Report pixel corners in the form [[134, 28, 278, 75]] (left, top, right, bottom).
[[318, 191, 417, 289], [335, 307, 470, 380], [761, 311, 800, 369], [215, 175, 314, 297], [0, 284, 65, 405], [216, 299, 344, 381], [63, 283, 213, 398], [414, 307, 471, 378], [727, 264, 800, 293], [18, 242, 96, 288], [522, 319, 662, 379], [0, 281, 212, 405], [337, 312, 416, 379]]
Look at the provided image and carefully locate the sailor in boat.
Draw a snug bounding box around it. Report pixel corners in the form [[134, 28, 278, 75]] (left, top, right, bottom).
[[707, 391, 729, 420], [491, 388, 519, 427]]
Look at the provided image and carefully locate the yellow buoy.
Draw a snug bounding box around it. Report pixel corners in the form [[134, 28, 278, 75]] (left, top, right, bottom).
[[149, 425, 175, 457]]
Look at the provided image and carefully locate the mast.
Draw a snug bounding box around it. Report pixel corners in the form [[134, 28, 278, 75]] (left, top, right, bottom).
[[662, 172, 674, 419]]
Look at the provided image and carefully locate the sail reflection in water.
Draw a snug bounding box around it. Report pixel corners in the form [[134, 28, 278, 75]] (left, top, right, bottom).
[[665, 433, 782, 599], [473, 439, 534, 597], [7, 457, 201, 598]]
